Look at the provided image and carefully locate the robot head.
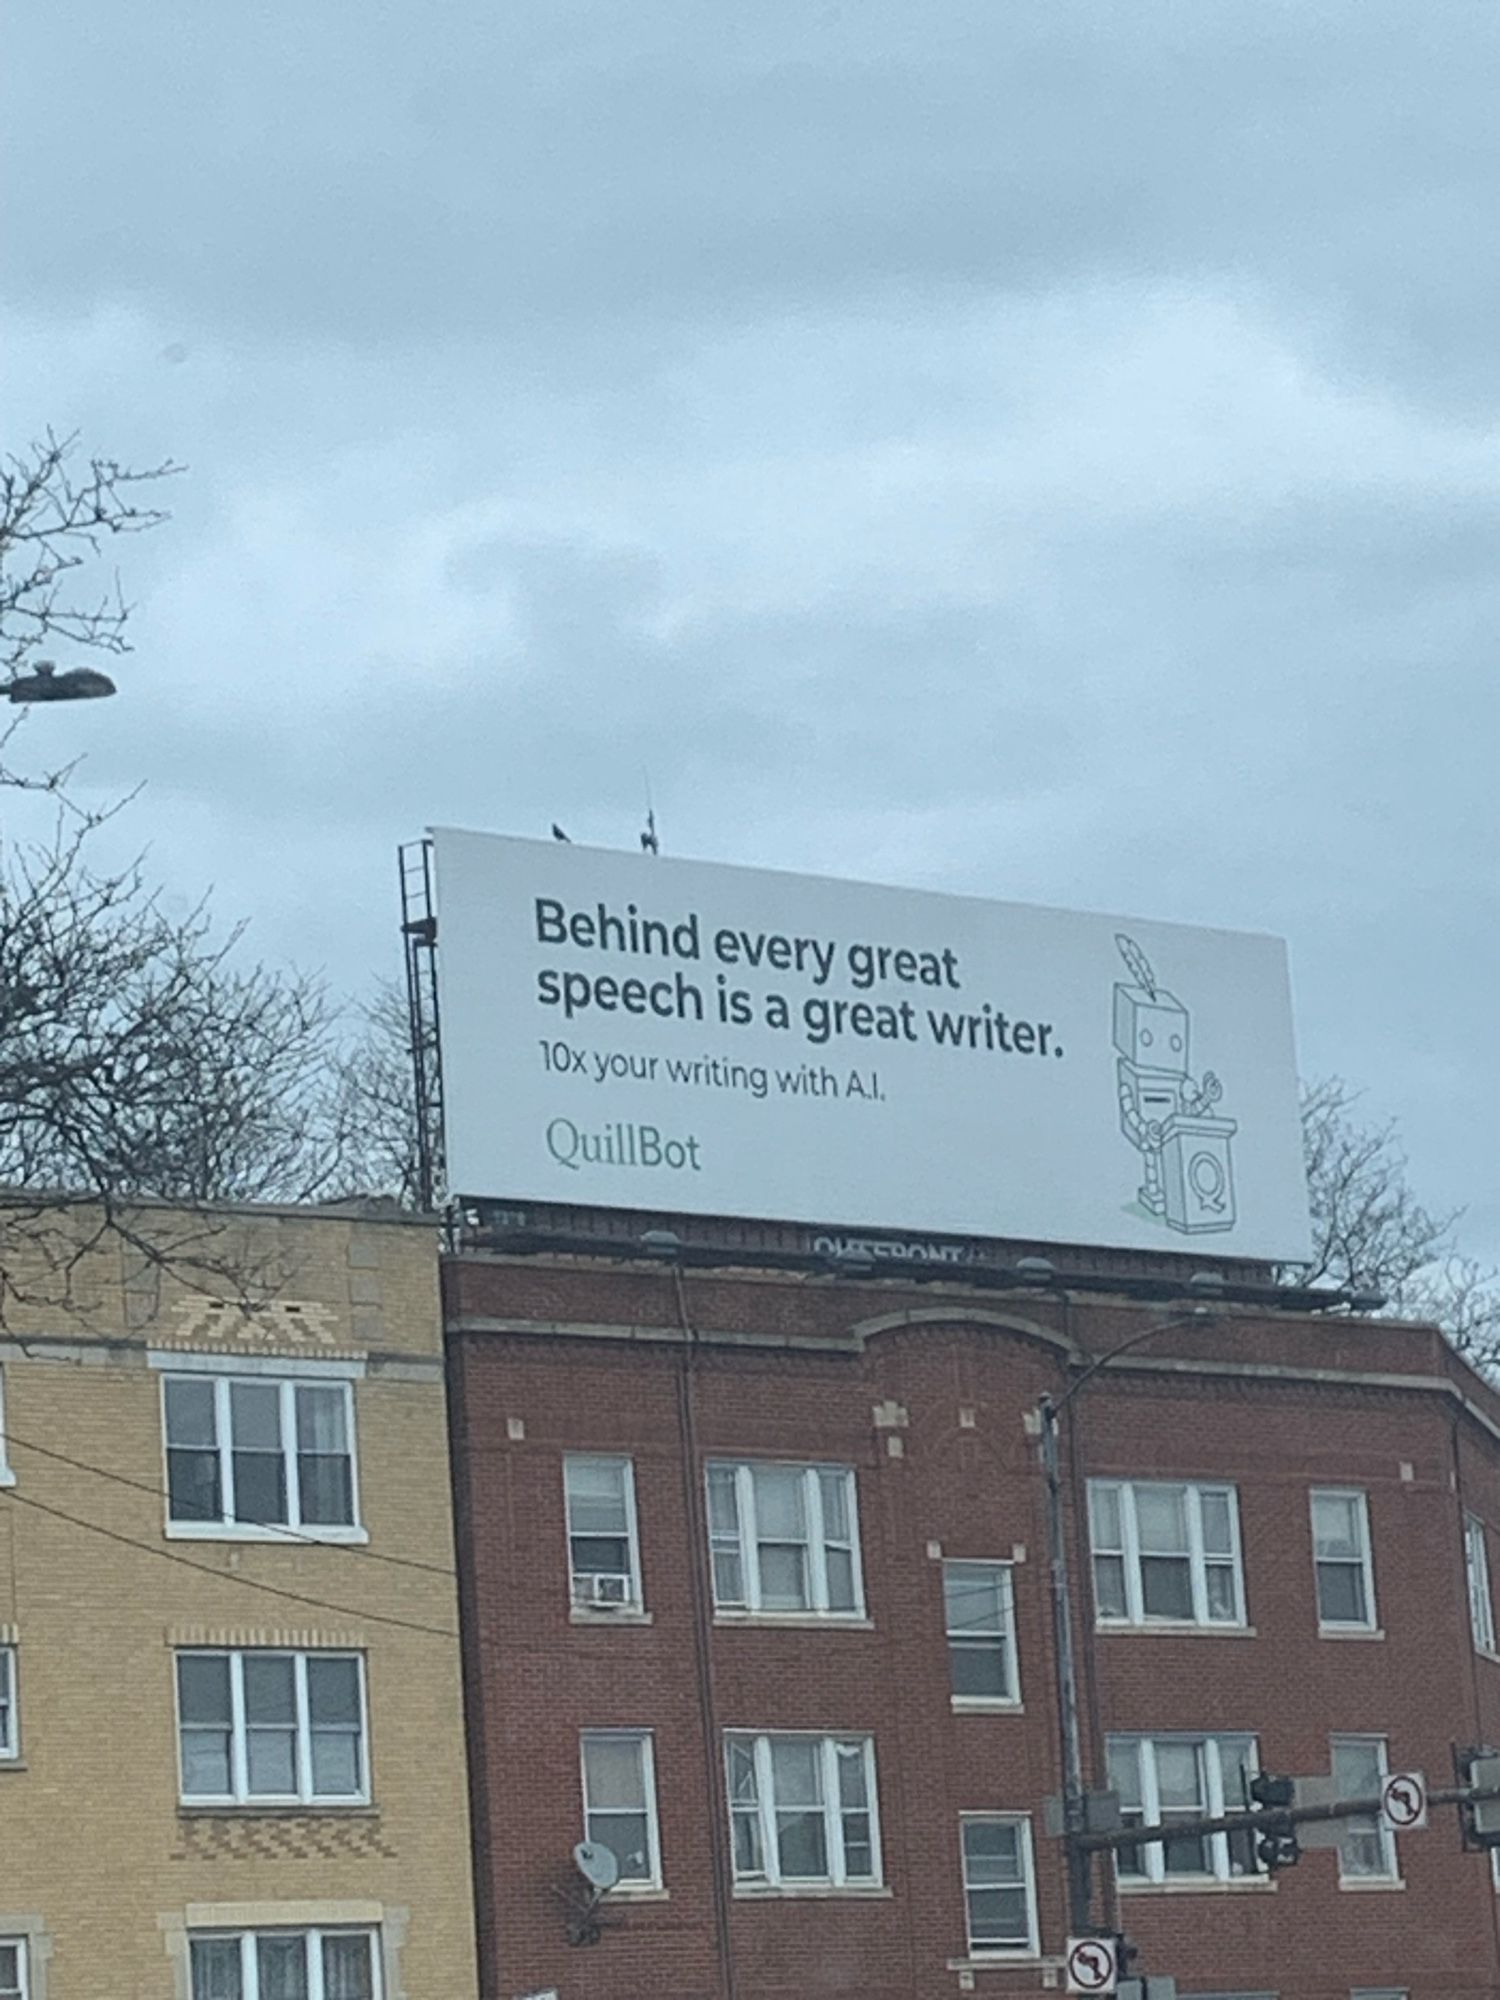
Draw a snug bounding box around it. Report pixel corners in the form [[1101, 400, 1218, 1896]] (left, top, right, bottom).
[[1114, 984, 1190, 1073]]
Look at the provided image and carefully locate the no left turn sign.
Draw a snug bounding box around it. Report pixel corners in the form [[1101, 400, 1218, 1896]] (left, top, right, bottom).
[[1380, 1770, 1428, 1831], [1066, 1936, 1119, 1994]]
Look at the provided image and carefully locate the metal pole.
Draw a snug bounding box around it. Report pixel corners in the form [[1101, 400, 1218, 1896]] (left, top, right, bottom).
[[1040, 1394, 1093, 1933]]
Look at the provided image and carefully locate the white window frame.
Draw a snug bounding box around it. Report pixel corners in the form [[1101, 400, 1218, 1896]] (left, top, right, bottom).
[[1467, 1514, 1496, 1654], [0, 1365, 13, 1486], [564, 1455, 644, 1613], [0, 1646, 18, 1762], [943, 1561, 1021, 1708], [0, 1938, 26, 2000], [175, 1649, 370, 1807], [160, 1370, 366, 1543], [706, 1461, 865, 1619], [960, 1813, 1039, 1958], [724, 1731, 882, 1890], [1108, 1733, 1260, 1886], [1331, 1735, 1398, 1884], [1310, 1488, 1378, 1632], [579, 1729, 662, 1890], [187, 1928, 379, 2000], [1089, 1480, 1247, 1629]]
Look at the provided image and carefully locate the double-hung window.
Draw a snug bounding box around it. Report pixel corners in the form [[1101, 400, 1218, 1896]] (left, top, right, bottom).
[[1090, 1480, 1246, 1627], [706, 1461, 864, 1617], [0, 1648, 17, 1761], [960, 1815, 1038, 1956], [0, 1365, 13, 1485], [1107, 1734, 1259, 1884], [580, 1730, 661, 1887], [1332, 1736, 1398, 1882], [1467, 1514, 1496, 1653], [564, 1457, 643, 1611], [0, 1941, 25, 2000], [944, 1562, 1019, 1704], [188, 1929, 377, 2000], [177, 1650, 368, 1805], [1310, 1489, 1377, 1630], [163, 1374, 360, 1536], [725, 1732, 880, 1889]]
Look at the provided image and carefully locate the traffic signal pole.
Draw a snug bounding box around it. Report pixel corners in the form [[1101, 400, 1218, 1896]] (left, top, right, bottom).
[[1040, 1395, 1094, 1934], [1068, 1780, 1500, 1857]]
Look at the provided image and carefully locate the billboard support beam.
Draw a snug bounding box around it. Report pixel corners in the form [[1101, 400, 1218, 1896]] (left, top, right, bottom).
[[399, 838, 446, 1214]]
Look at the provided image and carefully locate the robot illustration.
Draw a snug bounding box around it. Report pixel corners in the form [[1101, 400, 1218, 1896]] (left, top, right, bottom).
[[1113, 934, 1237, 1234]]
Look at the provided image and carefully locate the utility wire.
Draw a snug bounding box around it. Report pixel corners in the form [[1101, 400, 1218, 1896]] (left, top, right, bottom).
[[2, 1427, 456, 1580], [0, 1485, 458, 1641]]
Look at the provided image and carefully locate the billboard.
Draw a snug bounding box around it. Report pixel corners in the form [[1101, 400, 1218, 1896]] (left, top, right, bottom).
[[431, 828, 1311, 1261]]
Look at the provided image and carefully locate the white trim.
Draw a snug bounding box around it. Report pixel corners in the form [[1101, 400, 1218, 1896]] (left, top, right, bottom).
[[1467, 1515, 1496, 1653], [579, 1728, 662, 1890], [959, 1812, 1040, 1958], [0, 1367, 12, 1485], [149, 1349, 367, 1381], [175, 1648, 370, 1808], [706, 1461, 865, 1619], [943, 1561, 1021, 1707], [1089, 1480, 1247, 1631], [724, 1730, 882, 1890], [1108, 1733, 1260, 1886], [563, 1455, 644, 1615], [0, 1649, 17, 1763], [184, 1925, 381, 2000], [0, 1935, 27, 2000], [1309, 1488, 1378, 1632], [1331, 1734, 1398, 1884], [160, 1374, 363, 1537]]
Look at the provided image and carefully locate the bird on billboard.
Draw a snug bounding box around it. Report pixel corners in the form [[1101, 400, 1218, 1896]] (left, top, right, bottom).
[[640, 809, 659, 855], [551, 824, 571, 842]]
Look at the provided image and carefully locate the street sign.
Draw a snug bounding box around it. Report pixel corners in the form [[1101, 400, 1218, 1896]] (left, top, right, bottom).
[[1380, 1770, 1428, 1831], [1066, 1936, 1119, 1994]]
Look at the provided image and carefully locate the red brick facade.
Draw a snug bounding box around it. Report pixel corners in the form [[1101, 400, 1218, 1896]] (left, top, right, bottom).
[[445, 1250, 1500, 2000]]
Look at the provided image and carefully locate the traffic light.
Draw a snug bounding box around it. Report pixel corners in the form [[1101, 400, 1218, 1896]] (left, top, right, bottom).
[[1464, 1751, 1500, 1844], [1248, 1773, 1295, 1810]]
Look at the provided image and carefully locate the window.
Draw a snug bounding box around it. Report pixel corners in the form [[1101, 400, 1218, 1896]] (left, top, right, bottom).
[[580, 1731, 661, 1887], [177, 1651, 368, 1805], [1089, 1480, 1246, 1627], [944, 1562, 1019, 1704], [706, 1461, 864, 1617], [1351, 1990, 1408, 1998], [725, 1732, 881, 1889], [189, 1930, 376, 2000], [1107, 1734, 1259, 1884], [0, 1941, 25, 2000], [0, 1647, 17, 1761], [1467, 1514, 1495, 1653], [163, 1375, 359, 1535], [961, 1815, 1038, 1956], [564, 1456, 642, 1611], [1332, 1736, 1397, 1882], [0, 1366, 13, 1485], [1311, 1490, 1377, 1629]]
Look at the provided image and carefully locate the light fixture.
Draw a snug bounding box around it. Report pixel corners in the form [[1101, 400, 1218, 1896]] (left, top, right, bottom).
[[1014, 1256, 1057, 1285]]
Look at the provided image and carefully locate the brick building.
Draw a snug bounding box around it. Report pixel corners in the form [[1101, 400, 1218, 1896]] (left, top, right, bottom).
[[445, 1228, 1500, 2000], [0, 1200, 477, 2000]]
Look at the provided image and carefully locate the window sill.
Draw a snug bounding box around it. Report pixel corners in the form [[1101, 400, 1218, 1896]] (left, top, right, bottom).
[[1339, 1876, 1404, 1892], [165, 1521, 369, 1546], [1319, 1625, 1385, 1641], [0, 1468, 14, 1488], [732, 1883, 891, 1900], [950, 1698, 1024, 1715], [179, 1801, 378, 1818], [714, 1612, 874, 1631], [607, 1886, 669, 1902], [1096, 1621, 1256, 1639], [570, 1606, 653, 1627], [1118, 1877, 1274, 1895], [0, 1759, 26, 1772], [946, 1955, 1040, 1971], [1476, 1646, 1500, 1666]]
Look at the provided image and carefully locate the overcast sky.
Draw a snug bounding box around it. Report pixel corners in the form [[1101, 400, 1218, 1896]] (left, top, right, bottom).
[[3, 2, 1497, 1255]]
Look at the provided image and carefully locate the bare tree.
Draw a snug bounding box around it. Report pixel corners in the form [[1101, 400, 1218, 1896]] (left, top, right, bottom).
[[1297, 1076, 1500, 1369], [332, 978, 428, 1211], [0, 431, 375, 1318]]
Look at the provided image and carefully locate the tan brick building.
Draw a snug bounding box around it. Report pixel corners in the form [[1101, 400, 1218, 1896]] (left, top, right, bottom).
[[0, 1200, 477, 2000]]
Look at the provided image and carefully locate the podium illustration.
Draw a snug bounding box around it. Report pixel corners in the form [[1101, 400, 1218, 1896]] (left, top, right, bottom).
[[1158, 1113, 1238, 1234]]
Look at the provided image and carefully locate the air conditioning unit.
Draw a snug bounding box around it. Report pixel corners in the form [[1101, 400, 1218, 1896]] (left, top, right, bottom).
[[577, 1572, 632, 1609]]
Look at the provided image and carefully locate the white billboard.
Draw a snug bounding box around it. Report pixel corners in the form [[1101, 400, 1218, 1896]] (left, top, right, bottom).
[[431, 828, 1311, 1262]]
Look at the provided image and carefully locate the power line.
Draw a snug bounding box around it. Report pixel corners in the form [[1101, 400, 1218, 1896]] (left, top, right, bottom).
[[2, 1427, 456, 1580], [0, 1485, 459, 1641]]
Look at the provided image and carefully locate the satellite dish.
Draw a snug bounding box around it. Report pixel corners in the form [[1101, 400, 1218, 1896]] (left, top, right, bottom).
[[573, 1840, 620, 1892]]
